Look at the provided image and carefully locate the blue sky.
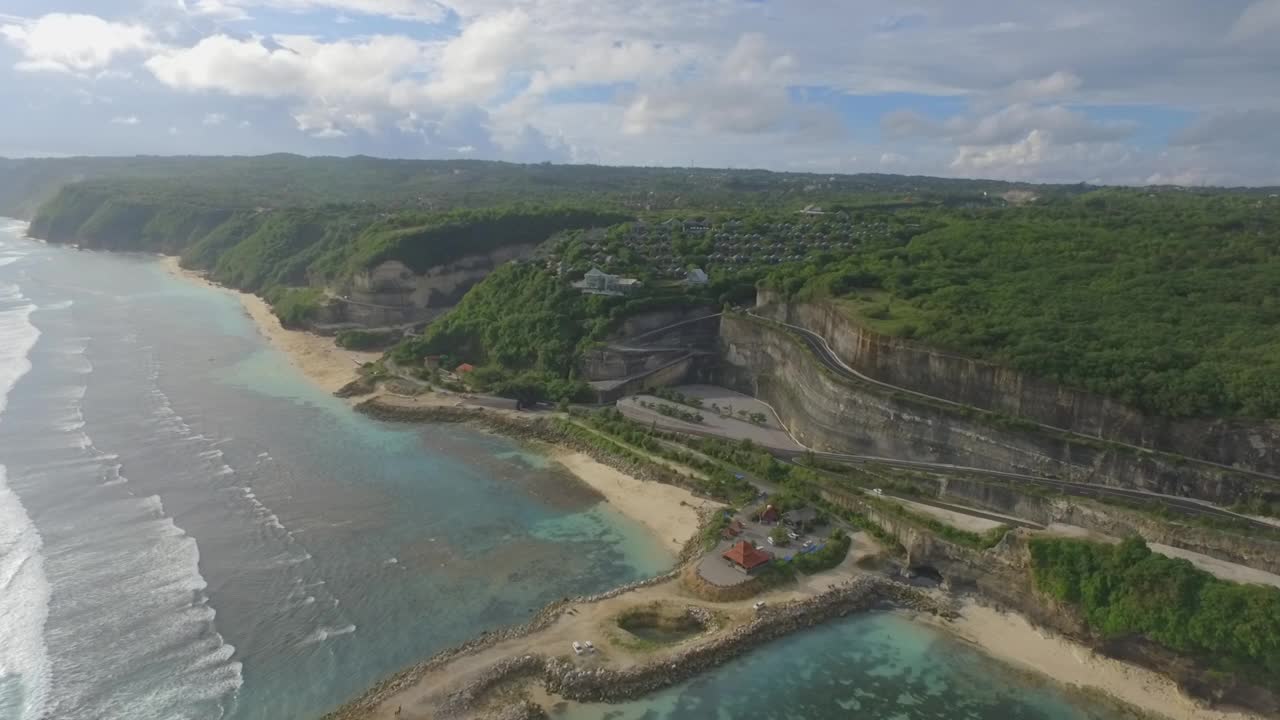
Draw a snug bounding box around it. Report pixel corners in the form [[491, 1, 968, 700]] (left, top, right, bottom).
[[2, 0, 1279, 184]]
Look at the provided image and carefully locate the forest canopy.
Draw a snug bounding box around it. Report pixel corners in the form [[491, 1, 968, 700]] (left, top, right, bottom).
[[763, 191, 1280, 418], [1029, 536, 1280, 690]]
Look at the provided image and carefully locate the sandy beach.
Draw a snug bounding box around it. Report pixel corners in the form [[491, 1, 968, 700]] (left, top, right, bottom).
[[918, 600, 1265, 720], [160, 257, 379, 392], [552, 449, 719, 553]]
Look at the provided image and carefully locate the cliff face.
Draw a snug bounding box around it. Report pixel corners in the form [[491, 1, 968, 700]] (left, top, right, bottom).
[[720, 313, 1278, 507], [937, 475, 1280, 575], [332, 247, 538, 327], [757, 293, 1280, 477]]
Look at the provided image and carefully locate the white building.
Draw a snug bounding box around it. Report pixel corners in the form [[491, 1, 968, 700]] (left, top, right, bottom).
[[685, 268, 709, 286], [573, 267, 642, 296]]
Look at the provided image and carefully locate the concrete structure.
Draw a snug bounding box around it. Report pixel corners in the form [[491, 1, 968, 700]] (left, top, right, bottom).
[[685, 268, 709, 286], [573, 268, 642, 296]]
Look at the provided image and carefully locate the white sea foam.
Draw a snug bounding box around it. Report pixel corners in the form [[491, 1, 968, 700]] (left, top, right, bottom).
[[0, 282, 51, 720], [300, 624, 356, 646]]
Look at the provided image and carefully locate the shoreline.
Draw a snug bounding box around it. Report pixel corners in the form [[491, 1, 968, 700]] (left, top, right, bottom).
[[550, 448, 717, 554], [913, 599, 1263, 720], [158, 256, 380, 393]]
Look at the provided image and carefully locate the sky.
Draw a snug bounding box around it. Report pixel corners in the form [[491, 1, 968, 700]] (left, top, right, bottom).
[[1, 1, 1278, 185]]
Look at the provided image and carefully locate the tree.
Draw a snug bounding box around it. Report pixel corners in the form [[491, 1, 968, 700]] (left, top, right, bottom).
[[770, 525, 791, 547]]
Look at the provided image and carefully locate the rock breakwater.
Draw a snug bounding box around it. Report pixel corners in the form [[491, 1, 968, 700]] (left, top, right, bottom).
[[435, 575, 951, 716]]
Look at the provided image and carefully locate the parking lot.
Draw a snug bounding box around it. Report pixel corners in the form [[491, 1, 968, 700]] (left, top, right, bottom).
[[696, 510, 828, 587]]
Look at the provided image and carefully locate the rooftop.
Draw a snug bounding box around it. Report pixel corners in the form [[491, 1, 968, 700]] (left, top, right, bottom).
[[722, 540, 771, 570]]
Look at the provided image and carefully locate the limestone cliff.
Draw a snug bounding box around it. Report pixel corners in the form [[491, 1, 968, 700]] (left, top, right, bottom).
[[324, 245, 538, 327], [757, 292, 1280, 477], [719, 312, 1279, 508]]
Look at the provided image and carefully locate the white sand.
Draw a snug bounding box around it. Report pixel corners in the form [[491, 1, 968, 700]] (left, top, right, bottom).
[[922, 600, 1265, 720], [160, 257, 379, 392], [552, 449, 719, 553]]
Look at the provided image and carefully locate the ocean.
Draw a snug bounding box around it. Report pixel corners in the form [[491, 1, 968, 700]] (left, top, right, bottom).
[[0, 221, 1127, 720], [0, 223, 670, 720], [553, 613, 1129, 720]]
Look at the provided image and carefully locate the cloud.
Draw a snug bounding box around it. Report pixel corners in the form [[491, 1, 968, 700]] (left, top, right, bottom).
[[147, 33, 426, 101], [1, 13, 156, 73], [185, 0, 446, 22], [952, 129, 1048, 171], [420, 10, 533, 104], [1230, 0, 1280, 40], [203, 112, 228, 126], [1007, 71, 1082, 100], [111, 115, 141, 125], [1172, 109, 1280, 147], [620, 33, 827, 137], [4, 1, 1280, 185], [884, 102, 1135, 146]]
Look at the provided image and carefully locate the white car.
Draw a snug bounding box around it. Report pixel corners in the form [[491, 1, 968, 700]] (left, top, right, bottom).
[[787, 531, 800, 541], [753, 601, 767, 611], [572, 641, 584, 655], [766, 536, 775, 545], [584, 641, 595, 653], [872, 488, 884, 496]]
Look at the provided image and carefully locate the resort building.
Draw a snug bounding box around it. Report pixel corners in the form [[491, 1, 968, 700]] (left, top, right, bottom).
[[572, 267, 643, 296]]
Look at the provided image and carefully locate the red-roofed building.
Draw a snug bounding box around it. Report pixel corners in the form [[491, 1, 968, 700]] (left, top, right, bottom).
[[722, 540, 772, 573], [757, 504, 780, 524], [455, 363, 476, 374]]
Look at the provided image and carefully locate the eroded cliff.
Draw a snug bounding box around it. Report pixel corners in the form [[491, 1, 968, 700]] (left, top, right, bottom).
[[720, 312, 1279, 508], [756, 293, 1280, 477]]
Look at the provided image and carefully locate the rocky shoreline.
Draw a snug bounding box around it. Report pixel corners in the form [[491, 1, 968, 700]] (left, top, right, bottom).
[[434, 575, 951, 717]]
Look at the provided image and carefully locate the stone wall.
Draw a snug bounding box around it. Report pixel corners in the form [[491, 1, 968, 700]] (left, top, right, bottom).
[[719, 312, 1278, 508], [757, 293, 1280, 477]]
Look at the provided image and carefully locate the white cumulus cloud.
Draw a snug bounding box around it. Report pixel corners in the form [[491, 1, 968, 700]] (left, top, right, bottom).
[[1, 13, 156, 73]]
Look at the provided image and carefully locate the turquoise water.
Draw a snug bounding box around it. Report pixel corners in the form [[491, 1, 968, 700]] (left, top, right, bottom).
[[0, 227, 671, 720], [554, 614, 1128, 720]]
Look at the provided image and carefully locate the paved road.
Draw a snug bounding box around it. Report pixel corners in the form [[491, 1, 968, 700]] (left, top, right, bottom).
[[776, 449, 1273, 529]]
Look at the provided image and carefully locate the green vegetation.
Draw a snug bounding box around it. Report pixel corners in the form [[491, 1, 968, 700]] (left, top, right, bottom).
[[3, 154, 1064, 223], [640, 400, 704, 424], [386, 260, 717, 403], [1029, 536, 1280, 689], [765, 190, 1280, 418], [789, 530, 852, 574], [319, 206, 629, 278], [335, 329, 400, 350], [265, 287, 325, 329], [700, 511, 733, 550], [652, 387, 704, 408], [768, 525, 791, 547]]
